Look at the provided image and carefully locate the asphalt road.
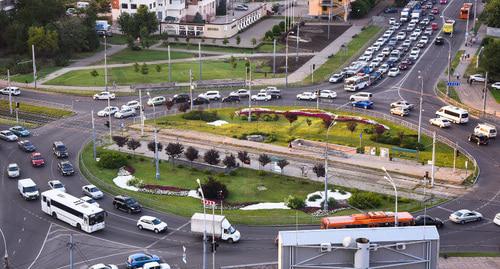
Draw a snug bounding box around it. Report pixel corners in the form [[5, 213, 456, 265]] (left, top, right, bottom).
[[1, 1, 499, 268]]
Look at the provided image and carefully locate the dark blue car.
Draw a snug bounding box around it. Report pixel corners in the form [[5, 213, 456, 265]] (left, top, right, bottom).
[[384, 7, 397, 13], [352, 100, 374, 109], [126, 253, 161, 268]]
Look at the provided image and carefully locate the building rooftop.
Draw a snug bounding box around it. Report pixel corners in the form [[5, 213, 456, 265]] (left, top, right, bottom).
[[210, 3, 266, 24]]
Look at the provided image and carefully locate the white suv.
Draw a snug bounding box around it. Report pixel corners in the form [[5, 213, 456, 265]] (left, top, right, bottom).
[[349, 92, 373, 102], [199, 90, 221, 100], [137, 216, 168, 233]]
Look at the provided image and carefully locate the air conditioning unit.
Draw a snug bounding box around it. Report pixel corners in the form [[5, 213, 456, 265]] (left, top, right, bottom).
[[320, 243, 332, 252], [395, 243, 406, 250]]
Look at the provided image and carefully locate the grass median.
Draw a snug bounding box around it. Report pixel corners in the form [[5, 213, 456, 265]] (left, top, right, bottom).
[[302, 25, 382, 83], [151, 107, 468, 169], [437, 80, 461, 102], [80, 144, 425, 225], [45, 59, 278, 86], [102, 48, 196, 64], [0, 100, 73, 118]]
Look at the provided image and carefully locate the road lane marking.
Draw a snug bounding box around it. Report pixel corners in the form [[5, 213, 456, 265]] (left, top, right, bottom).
[[27, 223, 52, 269], [145, 221, 191, 249]]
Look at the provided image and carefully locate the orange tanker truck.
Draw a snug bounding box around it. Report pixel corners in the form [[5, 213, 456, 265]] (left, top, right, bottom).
[[320, 211, 415, 229], [459, 3, 473, 20]]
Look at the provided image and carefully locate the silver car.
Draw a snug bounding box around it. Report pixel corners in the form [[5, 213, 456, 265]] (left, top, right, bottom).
[[114, 106, 136, 119], [449, 209, 483, 224]]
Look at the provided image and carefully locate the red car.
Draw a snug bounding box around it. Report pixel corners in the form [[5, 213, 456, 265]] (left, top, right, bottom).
[[432, 8, 439, 14], [440, 0, 447, 4], [398, 63, 409, 70], [31, 152, 45, 167]]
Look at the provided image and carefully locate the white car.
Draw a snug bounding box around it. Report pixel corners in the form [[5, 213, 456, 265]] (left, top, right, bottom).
[[396, 32, 407, 40], [403, 39, 412, 47], [80, 196, 100, 207], [97, 106, 119, 117], [93, 91, 116, 100], [378, 64, 390, 74], [114, 106, 136, 119], [251, 93, 272, 101], [369, 59, 382, 68], [318, 90, 337, 99], [48, 180, 66, 193], [411, 47, 421, 54], [389, 18, 396, 25], [137, 216, 168, 233], [0, 86, 21, 96], [375, 53, 385, 61], [409, 32, 419, 41], [406, 23, 416, 31], [387, 68, 400, 77], [140, 262, 171, 269], [390, 100, 414, 110], [147, 96, 166, 106], [429, 117, 451, 128], [390, 107, 409, 116], [123, 100, 141, 110], [494, 213, 500, 226], [420, 36, 429, 43], [230, 89, 250, 97], [449, 209, 483, 224], [7, 163, 20, 178], [416, 40, 427, 48], [329, 73, 344, 83], [409, 51, 419, 60], [297, 92, 317, 101], [469, 74, 486, 82], [82, 184, 104, 199], [88, 264, 118, 269], [0, 130, 18, 141], [381, 47, 391, 56], [198, 90, 221, 100], [491, 82, 500, 90]]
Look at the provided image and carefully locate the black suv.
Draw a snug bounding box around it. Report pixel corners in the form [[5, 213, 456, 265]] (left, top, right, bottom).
[[113, 195, 142, 214], [222, 95, 240, 103], [58, 160, 75, 176], [468, 133, 489, 145], [172, 93, 190, 104], [52, 141, 69, 158], [434, 36, 444, 45], [414, 215, 444, 228]]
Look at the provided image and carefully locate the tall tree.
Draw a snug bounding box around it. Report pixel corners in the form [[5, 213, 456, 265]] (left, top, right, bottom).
[[485, 0, 500, 28], [204, 149, 220, 165], [27, 26, 59, 57], [184, 146, 199, 165], [223, 154, 237, 168], [117, 5, 158, 48], [480, 39, 500, 80], [313, 163, 325, 178], [126, 139, 141, 155]]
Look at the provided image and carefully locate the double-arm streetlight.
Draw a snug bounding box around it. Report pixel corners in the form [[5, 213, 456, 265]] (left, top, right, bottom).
[[323, 116, 338, 211], [147, 92, 160, 180], [417, 70, 424, 143], [196, 179, 208, 269], [381, 167, 398, 227]]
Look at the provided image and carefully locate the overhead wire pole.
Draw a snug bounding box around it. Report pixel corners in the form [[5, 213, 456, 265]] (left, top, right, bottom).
[[104, 35, 108, 91], [273, 39, 276, 76], [32, 45, 37, 89], [1, 226, 9, 269], [417, 71, 423, 143], [107, 96, 112, 143], [91, 110, 97, 161], [189, 69, 194, 110], [431, 132, 436, 187], [382, 167, 398, 226], [323, 116, 337, 211], [483, 72, 488, 116], [68, 234, 74, 269], [7, 69, 12, 114], [199, 42, 202, 82], [139, 89, 144, 136], [327, 1, 332, 40], [196, 179, 207, 269], [295, 18, 300, 62], [248, 65, 252, 123], [168, 45, 172, 82]]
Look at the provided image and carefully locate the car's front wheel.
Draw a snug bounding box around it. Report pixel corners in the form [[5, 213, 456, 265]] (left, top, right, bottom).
[[138, 225, 143, 230]]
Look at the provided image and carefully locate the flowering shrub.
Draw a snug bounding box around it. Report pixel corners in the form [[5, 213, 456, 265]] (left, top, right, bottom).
[[138, 184, 190, 196]]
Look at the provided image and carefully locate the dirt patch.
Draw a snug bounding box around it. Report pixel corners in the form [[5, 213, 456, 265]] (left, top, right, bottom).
[[252, 56, 314, 75], [284, 24, 351, 53]]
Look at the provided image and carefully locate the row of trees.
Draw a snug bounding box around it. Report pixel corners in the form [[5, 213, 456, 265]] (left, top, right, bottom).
[[0, 0, 102, 69], [484, 0, 500, 28], [350, 0, 377, 19], [479, 37, 500, 81], [117, 5, 158, 49]]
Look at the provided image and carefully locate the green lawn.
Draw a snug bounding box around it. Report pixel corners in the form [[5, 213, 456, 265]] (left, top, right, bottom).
[[100, 34, 129, 45], [80, 144, 424, 225], [303, 25, 382, 83], [103, 48, 196, 64], [490, 88, 500, 103], [437, 80, 461, 102], [0, 100, 73, 118], [10, 66, 61, 83], [165, 41, 284, 54], [0, 117, 38, 128], [45, 59, 278, 86], [151, 107, 468, 168]]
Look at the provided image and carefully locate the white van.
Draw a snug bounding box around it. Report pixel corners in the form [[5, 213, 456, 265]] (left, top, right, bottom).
[[435, 106, 469, 124], [18, 178, 39, 200], [76, 1, 90, 9], [349, 92, 373, 102], [474, 123, 496, 138]]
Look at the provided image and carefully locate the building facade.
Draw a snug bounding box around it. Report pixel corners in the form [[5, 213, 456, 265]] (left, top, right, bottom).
[[309, 0, 350, 21]]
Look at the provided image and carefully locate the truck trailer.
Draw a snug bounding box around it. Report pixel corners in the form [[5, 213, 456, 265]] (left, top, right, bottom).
[[190, 213, 241, 243], [443, 19, 455, 35]]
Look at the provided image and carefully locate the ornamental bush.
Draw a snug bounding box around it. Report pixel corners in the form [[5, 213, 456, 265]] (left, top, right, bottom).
[[348, 192, 383, 209], [201, 176, 229, 200], [98, 151, 128, 169], [182, 110, 219, 122], [284, 195, 305, 209]]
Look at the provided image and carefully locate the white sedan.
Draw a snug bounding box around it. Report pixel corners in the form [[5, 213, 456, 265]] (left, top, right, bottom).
[[147, 96, 166, 106], [429, 117, 451, 128], [93, 91, 116, 100], [296, 92, 317, 101], [88, 264, 118, 269], [0, 130, 18, 141], [48, 180, 66, 193], [491, 82, 500, 90], [114, 106, 136, 119], [7, 163, 20, 178], [97, 106, 119, 117], [123, 100, 141, 110], [251, 93, 272, 101], [82, 184, 104, 199], [390, 100, 414, 110], [328, 73, 344, 83], [137, 216, 168, 233], [449, 209, 483, 224], [387, 68, 400, 77], [494, 213, 500, 226], [319, 90, 337, 99], [378, 64, 390, 74]]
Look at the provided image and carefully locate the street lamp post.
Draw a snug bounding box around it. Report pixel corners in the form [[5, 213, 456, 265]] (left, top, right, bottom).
[[285, 31, 294, 88], [476, 46, 484, 69], [381, 167, 398, 227], [107, 95, 112, 143], [417, 71, 424, 143], [104, 35, 108, 91], [196, 179, 207, 269], [323, 116, 337, 211]]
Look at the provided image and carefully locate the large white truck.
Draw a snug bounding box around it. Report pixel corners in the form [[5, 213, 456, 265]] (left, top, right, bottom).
[[400, 8, 411, 22], [411, 9, 421, 19], [190, 213, 241, 243]]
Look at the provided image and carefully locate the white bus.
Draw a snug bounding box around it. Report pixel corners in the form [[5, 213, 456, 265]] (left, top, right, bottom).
[[41, 190, 105, 233], [435, 106, 469, 124], [344, 74, 370, 91]]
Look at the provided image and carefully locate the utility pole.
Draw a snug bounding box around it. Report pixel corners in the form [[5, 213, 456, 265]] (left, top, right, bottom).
[[154, 128, 160, 180], [483, 72, 488, 116], [139, 89, 144, 136], [295, 20, 300, 62], [417, 71, 423, 143], [212, 205, 216, 269], [7, 69, 12, 114], [285, 37, 289, 88], [68, 234, 74, 269], [272, 39, 276, 76], [32, 45, 37, 89], [1, 227, 9, 269], [91, 110, 97, 161], [107, 96, 112, 143], [104, 35, 108, 91], [453, 143, 457, 173], [327, 5, 331, 40], [473, 0, 478, 32], [189, 69, 194, 110], [446, 38, 451, 96], [248, 67, 252, 123], [168, 45, 172, 82], [199, 42, 202, 82], [431, 132, 436, 187]]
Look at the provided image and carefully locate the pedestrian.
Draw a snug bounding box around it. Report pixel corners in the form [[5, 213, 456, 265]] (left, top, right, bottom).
[[457, 74, 460, 80], [467, 53, 470, 59], [288, 142, 293, 151]]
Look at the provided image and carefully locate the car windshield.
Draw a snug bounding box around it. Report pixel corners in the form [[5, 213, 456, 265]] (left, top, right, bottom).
[[24, 141, 33, 146], [125, 198, 137, 205], [88, 212, 105, 225], [89, 187, 98, 192], [33, 155, 43, 160], [62, 163, 72, 169], [152, 218, 162, 225], [56, 145, 67, 151], [228, 226, 236, 234], [54, 183, 63, 188], [8, 166, 18, 171], [24, 186, 37, 192], [454, 212, 463, 217]]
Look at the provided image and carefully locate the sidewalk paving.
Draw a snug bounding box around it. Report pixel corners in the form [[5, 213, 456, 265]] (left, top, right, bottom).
[[439, 257, 500, 269]]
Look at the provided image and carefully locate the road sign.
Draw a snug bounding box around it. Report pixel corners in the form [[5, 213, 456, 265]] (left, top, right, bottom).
[[447, 81, 461, 87], [203, 199, 216, 206]]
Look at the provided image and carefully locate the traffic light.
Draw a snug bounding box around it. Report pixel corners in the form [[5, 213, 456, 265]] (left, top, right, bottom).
[[104, 120, 110, 128], [16, 102, 20, 108]]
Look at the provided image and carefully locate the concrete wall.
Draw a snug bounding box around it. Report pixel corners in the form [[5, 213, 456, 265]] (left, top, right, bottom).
[[486, 27, 500, 37]]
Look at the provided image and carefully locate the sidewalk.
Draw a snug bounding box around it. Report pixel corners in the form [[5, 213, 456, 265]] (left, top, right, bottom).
[[121, 126, 469, 200], [439, 257, 500, 269]]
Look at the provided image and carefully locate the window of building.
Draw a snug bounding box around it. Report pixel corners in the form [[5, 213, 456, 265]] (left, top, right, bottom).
[[131, 4, 137, 9], [121, 3, 128, 8]]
